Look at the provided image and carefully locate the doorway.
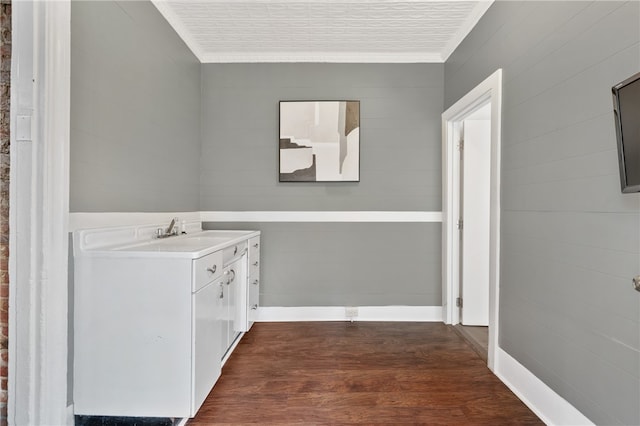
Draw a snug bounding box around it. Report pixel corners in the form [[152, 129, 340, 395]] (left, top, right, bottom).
[[442, 69, 502, 371], [456, 104, 492, 360]]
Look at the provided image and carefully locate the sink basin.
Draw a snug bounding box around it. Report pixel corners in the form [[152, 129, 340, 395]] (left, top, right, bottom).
[[112, 230, 256, 254]]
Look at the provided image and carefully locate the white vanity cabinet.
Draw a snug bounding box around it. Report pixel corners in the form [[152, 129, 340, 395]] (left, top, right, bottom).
[[73, 226, 260, 419], [74, 256, 207, 418]]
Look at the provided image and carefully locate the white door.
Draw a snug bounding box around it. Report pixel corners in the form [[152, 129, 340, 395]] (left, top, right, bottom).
[[460, 118, 491, 326]]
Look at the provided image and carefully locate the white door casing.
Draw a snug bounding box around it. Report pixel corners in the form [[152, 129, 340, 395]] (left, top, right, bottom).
[[9, 1, 72, 424], [442, 69, 502, 371]]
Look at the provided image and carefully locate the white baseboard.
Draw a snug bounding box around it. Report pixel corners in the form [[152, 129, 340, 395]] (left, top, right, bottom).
[[66, 404, 74, 425], [256, 306, 443, 322], [495, 348, 593, 426]]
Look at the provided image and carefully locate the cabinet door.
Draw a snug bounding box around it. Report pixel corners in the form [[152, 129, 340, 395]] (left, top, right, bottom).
[[229, 261, 244, 345], [227, 268, 237, 349], [220, 277, 230, 358], [192, 281, 222, 415]]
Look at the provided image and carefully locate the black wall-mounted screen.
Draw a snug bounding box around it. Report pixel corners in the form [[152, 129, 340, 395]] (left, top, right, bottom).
[[613, 72, 640, 193]]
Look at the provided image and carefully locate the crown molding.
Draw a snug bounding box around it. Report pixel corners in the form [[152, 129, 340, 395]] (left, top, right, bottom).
[[441, 0, 493, 61], [162, 0, 482, 3], [151, 0, 205, 62], [199, 52, 445, 63]]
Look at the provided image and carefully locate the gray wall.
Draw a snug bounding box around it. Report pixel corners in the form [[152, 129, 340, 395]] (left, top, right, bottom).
[[70, 0, 201, 212], [201, 64, 442, 211], [445, 2, 640, 424], [205, 222, 442, 306], [201, 64, 443, 307]]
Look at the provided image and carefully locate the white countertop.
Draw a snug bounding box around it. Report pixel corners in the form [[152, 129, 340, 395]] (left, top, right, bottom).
[[75, 229, 260, 259]]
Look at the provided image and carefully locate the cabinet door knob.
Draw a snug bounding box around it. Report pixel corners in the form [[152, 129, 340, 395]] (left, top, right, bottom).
[[253, 243, 259, 248], [253, 261, 259, 266], [251, 304, 258, 310], [252, 279, 259, 285], [207, 265, 217, 274], [219, 283, 224, 299]]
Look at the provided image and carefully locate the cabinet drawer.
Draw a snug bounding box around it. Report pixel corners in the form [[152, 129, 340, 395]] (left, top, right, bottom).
[[223, 241, 247, 265], [248, 259, 260, 277], [193, 251, 223, 291], [248, 236, 260, 277], [248, 237, 260, 256]]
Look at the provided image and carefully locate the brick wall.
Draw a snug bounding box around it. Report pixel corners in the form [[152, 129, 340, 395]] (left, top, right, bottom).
[[0, 1, 9, 424]]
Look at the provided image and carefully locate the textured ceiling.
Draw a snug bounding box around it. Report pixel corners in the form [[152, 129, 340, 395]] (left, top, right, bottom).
[[152, 0, 493, 63]]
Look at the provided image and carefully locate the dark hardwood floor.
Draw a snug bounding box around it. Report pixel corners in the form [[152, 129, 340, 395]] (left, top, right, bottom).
[[189, 322, 542, 425], [454, 324, 489, 363]]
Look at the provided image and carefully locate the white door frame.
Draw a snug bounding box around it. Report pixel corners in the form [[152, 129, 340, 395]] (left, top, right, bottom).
[[9, 1, 72, 424], [442, 69, 502, 371]]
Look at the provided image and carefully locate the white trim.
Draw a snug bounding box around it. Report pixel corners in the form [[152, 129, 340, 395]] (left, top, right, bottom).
[[66, 405, 74, 424], [8, 2, 31, 423], [199, 52, 444, 64], [495, 348, 594, 426], [441, 69, 502, 371], [256, 306, 443, 322], [40, 1, 72, 421], [440, 1, 493, 61], [69, 211, 202, 232], [158, 0, 489, 3], [9, 1, 72, 424], [151, 0, 205, 62], [68, 211, 441, 230], [201, 211, 442, 223]]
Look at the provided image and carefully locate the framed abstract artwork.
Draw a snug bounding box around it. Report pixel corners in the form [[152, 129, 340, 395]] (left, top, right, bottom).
[[279, 100, 360, 182]]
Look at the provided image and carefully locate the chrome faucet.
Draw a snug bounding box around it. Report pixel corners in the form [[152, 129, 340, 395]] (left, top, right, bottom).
[[156, 217, 179, 239], [167, 217, 177, 235]]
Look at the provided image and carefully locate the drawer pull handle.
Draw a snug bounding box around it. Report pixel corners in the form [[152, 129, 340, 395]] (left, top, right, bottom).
[[252, 279, 259, 285], [234, 246, 238, 255], [253, 261, 259, 266], [219, 283, 224, 299], [207, 265, 217, 274], [251, 304, 258, 310]]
